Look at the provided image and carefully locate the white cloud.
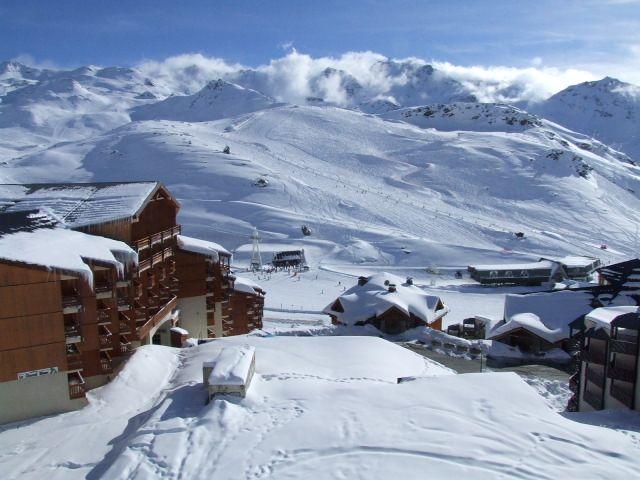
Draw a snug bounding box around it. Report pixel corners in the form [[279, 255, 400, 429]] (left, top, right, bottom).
[[134, 50, 626, 107]]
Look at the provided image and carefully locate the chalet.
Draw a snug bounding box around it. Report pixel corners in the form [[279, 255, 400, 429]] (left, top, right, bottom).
[[467, 260, 565, 286], [0, 181, 265, 424], [487, 290, 596, 354], [568, 307, 640, 412], [323, 273, 448, 335]]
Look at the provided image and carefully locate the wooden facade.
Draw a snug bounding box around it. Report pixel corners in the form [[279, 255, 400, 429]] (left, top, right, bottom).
[[0, 183, 181, 415], [175, 243, 264, 338]]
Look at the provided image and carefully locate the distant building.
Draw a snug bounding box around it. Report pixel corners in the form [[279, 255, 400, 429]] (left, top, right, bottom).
[[467, 260, 565, 286], [229, 277, 265, 336], [468, 255, 601, 286], [568, 306, 639, 412], [323, 273, 448, 335], [272, 249, 307, 269]]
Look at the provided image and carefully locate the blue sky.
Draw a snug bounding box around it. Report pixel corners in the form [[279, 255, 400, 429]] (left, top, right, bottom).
[[1, 0, 639, 81]]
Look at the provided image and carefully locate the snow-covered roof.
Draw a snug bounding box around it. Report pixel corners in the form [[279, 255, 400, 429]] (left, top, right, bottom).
[[0, 227, 137, 286], [488, 290, 595, 343], [233, 276, 264, 295], [177, 234, 231, 260], [556, 256, 599, 268], [468, 260, 557, 271], [204, 345, 255, 386], [585, 306, 640, 332], [323, 272, 447, 326], [0, 182, 167, 228]]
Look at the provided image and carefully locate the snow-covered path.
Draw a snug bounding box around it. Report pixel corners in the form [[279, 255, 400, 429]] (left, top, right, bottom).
[[2, 337, 639, 479]]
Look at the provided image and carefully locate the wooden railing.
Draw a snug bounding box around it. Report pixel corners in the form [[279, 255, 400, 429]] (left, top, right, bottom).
[[582, 348, 607, 365], [62, 293, 82, 309], [610, 339, 638, 356], [611, 383, 634, 408], [586, 365, 605, 386], [135, 226, 181, 252], [68, 373, 86, 399], [608, 365, 636, 383], [100, 357, 113, 374], [583, 388, 603, 410], [137, 296, 178, 340]]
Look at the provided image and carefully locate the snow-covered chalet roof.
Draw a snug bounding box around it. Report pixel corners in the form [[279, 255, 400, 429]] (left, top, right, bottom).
[[488, 290, 595, 343], [323, 272, 447, 327], [233, 276, 264, 295], [177, 234, 231, 260], [585, 306, 640, 332], [204, 345, 255, 386], [0, 227, 137, 286], [0, 181, 173, 228]]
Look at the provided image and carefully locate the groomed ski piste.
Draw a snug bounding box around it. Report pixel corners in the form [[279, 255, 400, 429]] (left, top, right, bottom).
[[1, 336, 639, 480]]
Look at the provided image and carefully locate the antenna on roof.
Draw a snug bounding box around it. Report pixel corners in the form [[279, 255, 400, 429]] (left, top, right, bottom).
[[250, 228, 263, 272]]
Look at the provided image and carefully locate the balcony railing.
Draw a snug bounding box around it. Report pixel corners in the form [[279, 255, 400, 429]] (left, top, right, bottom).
[[583, 388, 603, 410], [586, 366, 605, 386], [68, 372, 86, 399], [139, 258, 151, 272], [100, 357, 112, 374], [611, 383, 634, 408], [66, 343, 83, 370], [95, 281, 113, 294], [135, 226, 181, 252], [608, 365, 636, 383], [582, 348, 607, 365], [610, 339, 638, 356], [97, 308, 112, 325]]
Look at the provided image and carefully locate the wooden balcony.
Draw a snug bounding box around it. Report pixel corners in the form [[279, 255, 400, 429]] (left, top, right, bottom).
[[583, 388, 603, 410], [99, 325, 113, 350], [119, 312, 132, 333], [100, 350, 113, 374], [97, 307, 112, 325], [95, 281, 113, 299], [586, 365, 605, 387], [62, 292, 82, 314], [66, 344, 83, 371], [582, 348, 607, 365], [119, 335, 133, 355], [608, 365, 636, 383], [64, 322, 82, 344], [68, 372, 86, 399], [117, 296, 132, 311], [611, 383, 634, 408], [610, 338, 638, 356], [139, 258, 151, 272]]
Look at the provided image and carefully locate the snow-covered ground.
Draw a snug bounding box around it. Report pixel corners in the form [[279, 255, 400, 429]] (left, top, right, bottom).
[[1, 337, 638, 479]]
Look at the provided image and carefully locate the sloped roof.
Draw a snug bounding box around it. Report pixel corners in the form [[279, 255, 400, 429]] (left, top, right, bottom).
[[0, 227, 137, 286], [323, 272, 447, 327], [233, 276, 264, 295], [0, 210, 58, 235], [468, 260, 557, 271], [0, 181, 174, 228], [177, 234, 231, 260], [488, 290, 595, 343]]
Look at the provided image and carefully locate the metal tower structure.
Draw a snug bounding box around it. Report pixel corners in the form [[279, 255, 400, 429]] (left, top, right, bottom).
[[250, 228, 263, 271]]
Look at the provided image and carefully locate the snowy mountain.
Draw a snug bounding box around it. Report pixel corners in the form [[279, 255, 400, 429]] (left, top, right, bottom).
[[131, 79, 279, 122], [532, 77, 640, 161], [1, 59, 640, 270]]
